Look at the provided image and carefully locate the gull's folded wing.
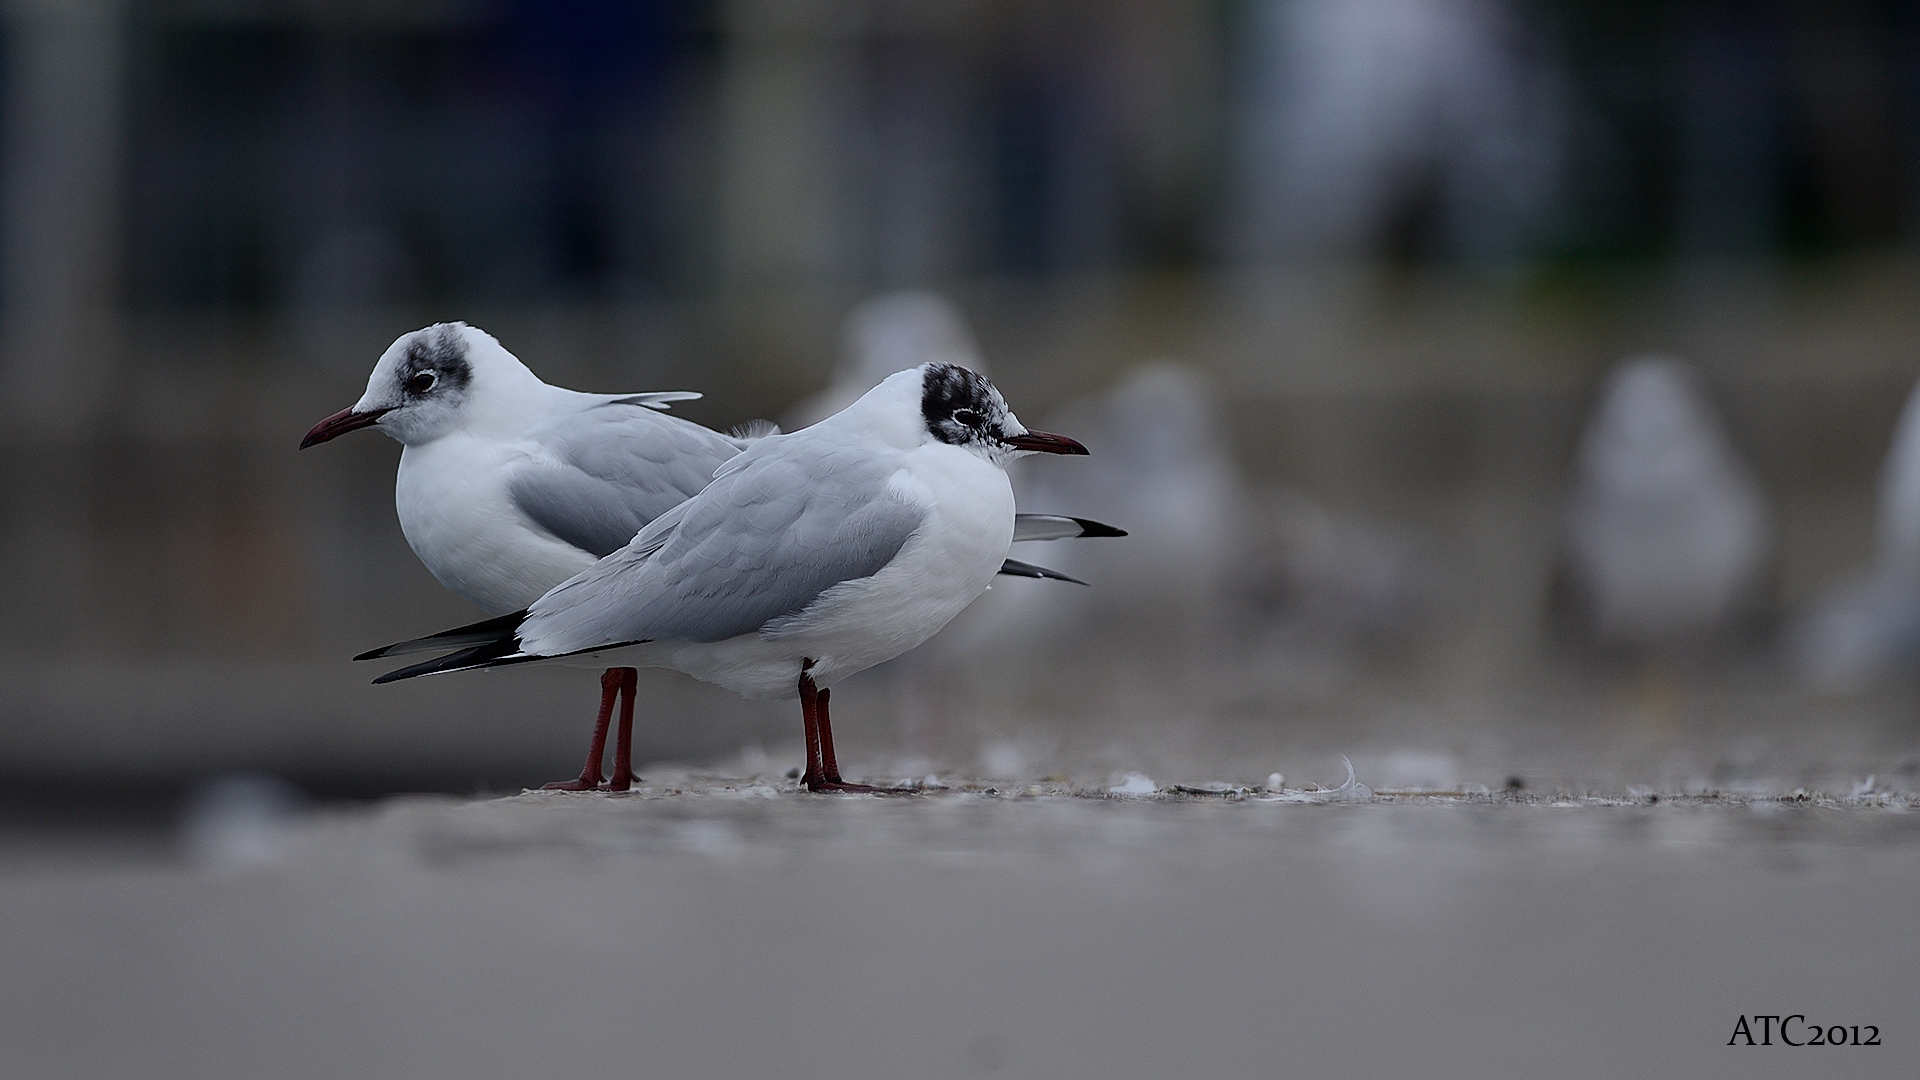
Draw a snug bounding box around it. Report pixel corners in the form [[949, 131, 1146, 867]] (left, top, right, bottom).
[[507, 400, 744, 558], [516, 444, 928, 655]]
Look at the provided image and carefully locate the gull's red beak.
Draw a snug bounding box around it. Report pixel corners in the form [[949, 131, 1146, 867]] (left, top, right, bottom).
[[300, 406, 391, 449], [1003, 429, 1088, 455]]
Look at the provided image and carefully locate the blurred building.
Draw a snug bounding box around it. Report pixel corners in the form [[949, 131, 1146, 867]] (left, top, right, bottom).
[[7, 1, 1916, 315], [3, 0, 1920, 793]]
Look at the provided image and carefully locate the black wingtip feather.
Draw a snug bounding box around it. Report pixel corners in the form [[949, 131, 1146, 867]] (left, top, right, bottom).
[[997, 558, 1090, 586], [372, 639, 536, 684], [1069, 517, 1128, 538], [371, 634, 655, 684], [354, 610, 528, 661]]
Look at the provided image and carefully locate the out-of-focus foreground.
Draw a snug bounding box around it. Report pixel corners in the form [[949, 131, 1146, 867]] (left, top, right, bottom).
[[1, 1, 1918, 805], [4, 784, 1916, 1079]]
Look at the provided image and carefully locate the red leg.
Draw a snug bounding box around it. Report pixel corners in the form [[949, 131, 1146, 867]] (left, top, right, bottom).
[[541, 668, 619, 791], [800, 664, 906, 794], [607, 667, 640, 791], [799, 662, 826, 789], [817, 686, 842, 783]]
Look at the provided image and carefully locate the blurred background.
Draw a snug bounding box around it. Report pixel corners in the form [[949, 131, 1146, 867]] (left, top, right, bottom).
[[5, 0, 1920, 809]]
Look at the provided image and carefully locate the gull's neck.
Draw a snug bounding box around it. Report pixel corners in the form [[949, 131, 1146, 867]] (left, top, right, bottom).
[[820, 370, 927, 451]]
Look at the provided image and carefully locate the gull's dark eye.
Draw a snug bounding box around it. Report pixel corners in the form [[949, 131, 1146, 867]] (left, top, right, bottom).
[[952, 408, 982, 428], [409, 370, 437, 394]]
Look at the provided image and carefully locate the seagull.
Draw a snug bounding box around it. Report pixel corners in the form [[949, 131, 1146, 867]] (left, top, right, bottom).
[[302, 323, 1118, 789], [358, 362, 1091, 793], [1563, 356, 1768, 647]]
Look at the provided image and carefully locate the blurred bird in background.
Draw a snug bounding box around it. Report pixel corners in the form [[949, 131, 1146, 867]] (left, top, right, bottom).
[[787, 291, 984, 429], [1790, 378, 1920, 690], [944, 361, 1249, 769], [955, 358, 1443, 774], [1010, 363, 1243, 641], [1230, 0, 1564, 260], [1562, 356, 1769, 652]]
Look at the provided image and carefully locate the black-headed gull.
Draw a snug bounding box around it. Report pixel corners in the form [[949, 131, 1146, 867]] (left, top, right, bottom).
[[303, 323, 1117, 789], [361, 362, 1090, 793]]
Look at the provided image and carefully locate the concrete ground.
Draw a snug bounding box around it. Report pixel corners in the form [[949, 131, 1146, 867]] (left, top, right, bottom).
[[1, 778, 1914, 1079]]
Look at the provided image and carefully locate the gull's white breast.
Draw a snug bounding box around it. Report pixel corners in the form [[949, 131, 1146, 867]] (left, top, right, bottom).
[[395, 432, 598, 615]]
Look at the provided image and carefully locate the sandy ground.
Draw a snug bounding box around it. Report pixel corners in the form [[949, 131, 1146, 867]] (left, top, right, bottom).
[[1, 778, 1915, 1079]]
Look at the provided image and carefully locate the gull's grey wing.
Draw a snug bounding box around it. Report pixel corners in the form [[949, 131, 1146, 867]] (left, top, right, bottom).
[[508, 402, 744, 558], [1011, 513, 1128, 542], [520, 442, 927, 653]]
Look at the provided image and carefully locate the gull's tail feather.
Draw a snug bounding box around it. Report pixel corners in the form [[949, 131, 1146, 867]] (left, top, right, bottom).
[[997, 558, 1089, 586], [354, 611, 528, 661]]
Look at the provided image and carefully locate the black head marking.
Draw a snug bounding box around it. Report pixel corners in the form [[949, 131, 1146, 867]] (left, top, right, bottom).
[[401, 323, 473, 399], [920, 362, 1010, 448]]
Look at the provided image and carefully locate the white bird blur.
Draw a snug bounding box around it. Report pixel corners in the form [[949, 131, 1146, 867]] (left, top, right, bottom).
[[1790, 376, 1920, 689], [1230, 0, 1563, 259], [301, 323, 1116, 789], [970, 363, 1243, 668], [1563, 356, 1768, 647], [786, 290, 983, 430], [360, 363, 1092, 793]]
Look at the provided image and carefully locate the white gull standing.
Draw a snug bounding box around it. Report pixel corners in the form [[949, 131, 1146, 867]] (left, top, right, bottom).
[[302, 323, 735, 790], [302, 323, 1110, 788], [360, 363, 1091, 792]]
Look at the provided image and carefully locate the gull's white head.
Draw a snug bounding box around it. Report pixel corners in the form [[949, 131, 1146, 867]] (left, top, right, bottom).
[[910, 362, 1088, 467], [300, 322, 537, 448]]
